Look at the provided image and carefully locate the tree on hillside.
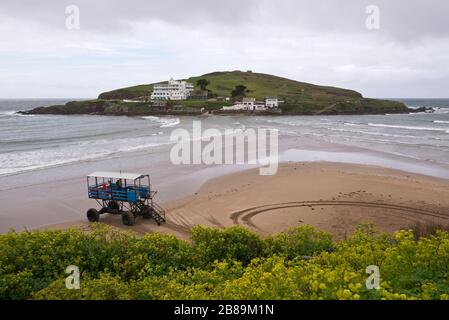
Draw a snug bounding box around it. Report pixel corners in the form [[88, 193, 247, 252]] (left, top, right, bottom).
[[231, 85, 247, 98], [196, 79, 210, 91]]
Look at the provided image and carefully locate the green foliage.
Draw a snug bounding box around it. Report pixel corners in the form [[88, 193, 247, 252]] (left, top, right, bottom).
[[191, 226, 265, 264], [196, 79, 210, 91], [1, 224, 448, 300], [231, 84, 248, 98], [265, 226, 334, 259], [33, 274, 133, 300]]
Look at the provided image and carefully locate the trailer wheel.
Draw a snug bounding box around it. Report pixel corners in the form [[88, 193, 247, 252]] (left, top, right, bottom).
[[141, 205, 153, 219], [122, 211, 135, 226], [87, 209, 100, 223]]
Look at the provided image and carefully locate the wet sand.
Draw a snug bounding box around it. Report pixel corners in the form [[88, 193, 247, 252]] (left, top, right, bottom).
[[47, 162, 449, 240]]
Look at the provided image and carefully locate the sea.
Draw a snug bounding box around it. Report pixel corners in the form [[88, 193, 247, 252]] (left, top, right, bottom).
[[1, 98, 449, 177]]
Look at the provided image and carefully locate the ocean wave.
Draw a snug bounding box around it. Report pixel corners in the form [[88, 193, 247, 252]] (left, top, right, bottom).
[[0, 150, 111, 176], [343, 122, 361, 127], [0, 138, 171, 176], [348, 136, 449, 150], [368, 123, 449, 132], [433, 108, 449, 114], [259, 118, 307, 127], [160, 118, 180, 128], [141, 116, 159, 121], [0, 110, 17, 115], [0, 110, 35, 117], [117, 141, 171, 153], [329, 128, 417, 139], [434, 120, 449, 124], [142, 116, 180, 128], [328, 128, 449, 142], [324, 135, 449, 160]]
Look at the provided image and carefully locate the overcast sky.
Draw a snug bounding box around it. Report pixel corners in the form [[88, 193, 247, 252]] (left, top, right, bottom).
[[0, 0, 448, 98]]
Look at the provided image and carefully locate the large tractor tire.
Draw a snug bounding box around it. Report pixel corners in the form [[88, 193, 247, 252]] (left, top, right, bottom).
[[87, 208, 100, 223], [122, 211, 136, 226]]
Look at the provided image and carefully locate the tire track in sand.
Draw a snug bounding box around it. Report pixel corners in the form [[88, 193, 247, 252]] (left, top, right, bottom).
[[230, 200, 449, 230]]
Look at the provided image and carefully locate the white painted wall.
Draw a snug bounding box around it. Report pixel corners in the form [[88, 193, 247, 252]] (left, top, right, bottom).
[[151, 78, 194, 101]]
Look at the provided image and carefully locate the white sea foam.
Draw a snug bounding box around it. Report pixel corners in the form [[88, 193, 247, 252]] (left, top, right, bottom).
[[0, 110, 27, 117], [142, 116, 180, 128], [0, 110, 35, 117], [142, 116, 159, 121], [343, 122, 361, 127], [434, 120, 449, 124], [160, 118, 180, 128], [0, 110, 16, 115], [433, 108, 449, 114], [329, 128, 417, 139]]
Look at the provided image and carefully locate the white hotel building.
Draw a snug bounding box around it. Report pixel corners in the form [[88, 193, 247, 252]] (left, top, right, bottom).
[[150, 78, 194, 101]]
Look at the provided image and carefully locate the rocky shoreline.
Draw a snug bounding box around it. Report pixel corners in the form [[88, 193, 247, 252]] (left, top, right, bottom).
[[18, 98, 422, 117]]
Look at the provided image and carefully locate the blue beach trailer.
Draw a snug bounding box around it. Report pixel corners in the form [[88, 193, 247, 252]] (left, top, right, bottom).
[[86, 172, 166, 226]]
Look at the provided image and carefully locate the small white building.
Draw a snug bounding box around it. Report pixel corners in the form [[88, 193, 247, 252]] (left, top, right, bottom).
[[254, 101, 267, 111], [151, 78, 194, 101], [222, 96, 279, 111], [265, 96, 279, 109]]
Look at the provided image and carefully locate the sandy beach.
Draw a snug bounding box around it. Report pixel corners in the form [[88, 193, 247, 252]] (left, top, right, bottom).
[[47, 162, 449, 240], [2, 114, 449, 237]]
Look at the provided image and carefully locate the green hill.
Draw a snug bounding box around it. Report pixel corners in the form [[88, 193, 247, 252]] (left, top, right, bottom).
[[98, 71, 407, 115]]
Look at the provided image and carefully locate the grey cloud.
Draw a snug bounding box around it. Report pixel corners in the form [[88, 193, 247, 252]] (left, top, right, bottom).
[[0, 0, 448, 98], [0, 0, 260, 32], [0, 0, 448, 40], [259, 0, 449, 41]]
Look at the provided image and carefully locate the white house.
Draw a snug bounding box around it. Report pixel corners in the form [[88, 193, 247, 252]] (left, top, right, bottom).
[[254, 101, 268, 111], [222, 96, 279, 111], [151, 78, 194, 101], [265, 96, 279, 109]]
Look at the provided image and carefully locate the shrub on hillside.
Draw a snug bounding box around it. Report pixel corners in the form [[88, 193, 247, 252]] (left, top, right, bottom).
[[1, 224, 449, 300], [191, 225, 265, 264], [265, 226, 334, 259]]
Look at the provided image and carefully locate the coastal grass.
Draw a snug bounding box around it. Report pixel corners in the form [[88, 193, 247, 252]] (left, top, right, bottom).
[[1, 224, 449, 300], [99, 71, 363, 102]]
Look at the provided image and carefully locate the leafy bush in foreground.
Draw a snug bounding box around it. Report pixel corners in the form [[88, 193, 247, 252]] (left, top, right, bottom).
[[1, 224, 448, 300]]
